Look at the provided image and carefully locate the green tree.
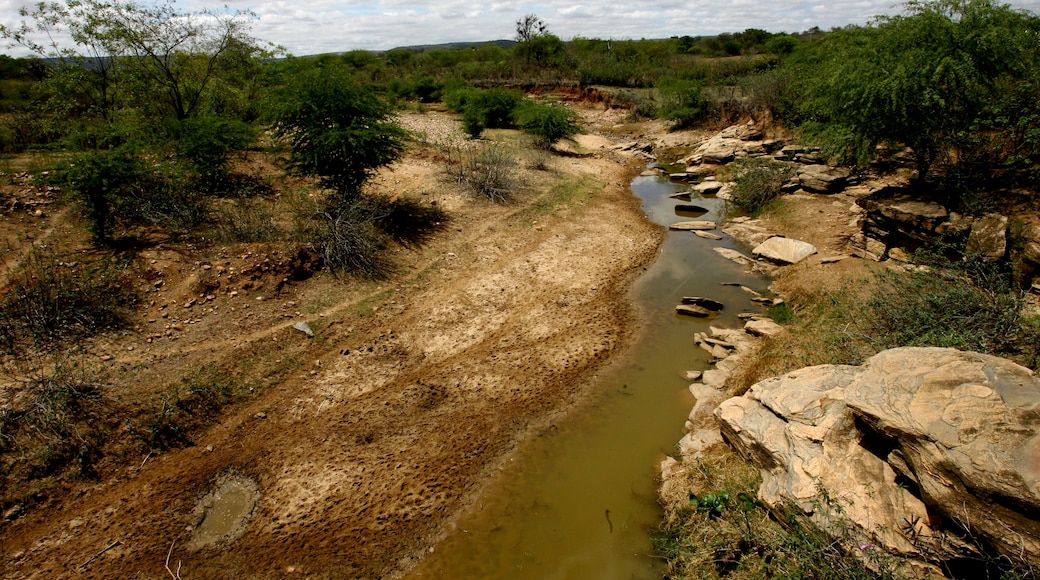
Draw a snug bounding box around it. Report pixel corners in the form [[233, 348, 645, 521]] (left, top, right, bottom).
[[516, 101, 580, 149], [794, 0, 1040, 181], [1, 0, 265, 123], [270, 65, 407, 202], [657, 77, 706, 128]]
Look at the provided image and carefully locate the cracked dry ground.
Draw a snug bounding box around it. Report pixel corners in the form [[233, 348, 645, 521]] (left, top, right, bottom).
[[1, 110, 663, 578]]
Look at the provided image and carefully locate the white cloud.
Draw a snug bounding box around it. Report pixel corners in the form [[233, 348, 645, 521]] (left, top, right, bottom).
[[1, 0, 1040, 56]]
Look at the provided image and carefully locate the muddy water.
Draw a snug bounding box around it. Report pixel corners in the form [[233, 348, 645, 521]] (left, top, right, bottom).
[[405, 175, 768, 579]]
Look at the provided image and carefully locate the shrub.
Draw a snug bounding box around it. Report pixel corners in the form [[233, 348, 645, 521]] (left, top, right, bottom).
[[657, 77, 706, 128], [455, 87, 525, 139], [0, 249, 136, 351], [64, 146, 143, 243], [308, 200, 394, 279], [0, 359, 108, 486], [866, 267, 1027, 357], [516, 101, 580, 149], [447, 142, 517, 203], [728, 157, 795, 214], [270, 64, 407, 202], [169, 115, 255, 183]]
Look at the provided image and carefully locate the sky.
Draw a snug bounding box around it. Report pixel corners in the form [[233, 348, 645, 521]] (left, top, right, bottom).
[[3, 0, 1040, 57]]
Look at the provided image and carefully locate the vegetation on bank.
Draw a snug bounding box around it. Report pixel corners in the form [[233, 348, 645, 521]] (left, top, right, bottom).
[[0, 0, 1038, 577]]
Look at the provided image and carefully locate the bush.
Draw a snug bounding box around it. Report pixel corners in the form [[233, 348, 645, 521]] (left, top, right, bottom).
[[451, 87, 525, 139], [0, 359, 108, 487], [0, 250, 136, 351], [448, 142, 517, 203], [866, 267, 1028, 358], [657, 77, 706, 128], [64, 146, 143, 243], [169, 115, 255, 183], [728, 157, 795, 214], [516, 101, 580, 149]]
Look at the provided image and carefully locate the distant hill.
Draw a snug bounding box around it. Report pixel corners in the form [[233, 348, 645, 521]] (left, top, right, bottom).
[[386, 39, 515, 52]]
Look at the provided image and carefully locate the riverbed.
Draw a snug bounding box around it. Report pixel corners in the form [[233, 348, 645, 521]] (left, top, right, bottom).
[[405, 173, 770, 579]]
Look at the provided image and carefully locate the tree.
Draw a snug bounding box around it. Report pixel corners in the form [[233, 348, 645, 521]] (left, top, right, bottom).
[[794, 0, 1040, 182], [514, 14, 561, 66], [515, 14, 548, 44], [270, 64, 407, 202], [1, 0, 265, 122], [657, 78, 706, 128]]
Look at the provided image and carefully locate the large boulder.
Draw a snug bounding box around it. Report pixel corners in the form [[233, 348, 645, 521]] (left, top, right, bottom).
[[966, 213, 1008, 259], [715, 347, 1040, 567], [752, 236, 817, 265], [798, 164, 850, 193]]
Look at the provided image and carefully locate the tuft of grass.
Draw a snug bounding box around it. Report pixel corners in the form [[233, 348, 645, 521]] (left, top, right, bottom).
[[0, 249, 137, 352], [133, 365, 251, 452], [447, 142, 518, 203], [0, 358, 110, 509]]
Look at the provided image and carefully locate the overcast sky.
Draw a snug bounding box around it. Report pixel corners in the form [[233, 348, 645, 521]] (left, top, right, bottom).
[[3, 0, 1040, 57]]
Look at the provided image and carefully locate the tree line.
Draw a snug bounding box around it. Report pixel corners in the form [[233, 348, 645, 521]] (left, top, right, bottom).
[[0, 0, 1035, 255]]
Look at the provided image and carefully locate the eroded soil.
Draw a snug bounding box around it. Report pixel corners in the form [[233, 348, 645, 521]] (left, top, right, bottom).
[[0, 107, 666, 578]]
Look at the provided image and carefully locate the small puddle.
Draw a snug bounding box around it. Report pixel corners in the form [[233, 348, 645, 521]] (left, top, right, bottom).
[[405, 174, 769, 579], [189, 473, 259, 550]]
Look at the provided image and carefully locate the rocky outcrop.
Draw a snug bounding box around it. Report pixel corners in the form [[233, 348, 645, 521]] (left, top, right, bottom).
[[680, 123, 769, 165], [715, 347, 1040, 567]]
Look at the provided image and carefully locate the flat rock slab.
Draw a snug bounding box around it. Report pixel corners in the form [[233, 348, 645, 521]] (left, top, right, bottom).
[[714, 247, 754, 265], [676, 304, 716, 317], [692, 182, 724, 195], [670, 220, 716, 231], [681, 296, 724, 311], [693, 231, 723, 240], [744, 318, 784, 337], [752, 236, 817, 265]]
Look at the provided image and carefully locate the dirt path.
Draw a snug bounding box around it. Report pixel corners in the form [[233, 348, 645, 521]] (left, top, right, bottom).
[[1, 110, 664, 578]]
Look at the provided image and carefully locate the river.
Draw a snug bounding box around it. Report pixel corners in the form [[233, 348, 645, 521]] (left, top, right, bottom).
[[404, 172, 769, 579]]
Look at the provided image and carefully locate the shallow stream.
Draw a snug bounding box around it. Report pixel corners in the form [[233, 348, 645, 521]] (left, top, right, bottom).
[[405, 174, 770, 579]]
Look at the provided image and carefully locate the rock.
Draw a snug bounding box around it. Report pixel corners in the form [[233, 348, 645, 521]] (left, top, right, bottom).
[[858, 187, 949, 238], [693, 231, 723, 240], [669, 220, 716, 231], [752, 236, 817, 265], [679, 429, 725, 459], [848, 232, 886, 261], [292, 321, 315, 337], [667, 192, 692, 201], [681, 297, 724, 311], [887, 247, 912, 262], [965, 213, 1008, 259], [716, 347, 1040, 567], [744, 318, 784, 337], [798, 165, 850, 193], [684, 370, 703, 381], [819, 254, 851, 264], [676, 304, 715, 317], [674, 204, 709, 216], [713, 247, 754, 266], [936, 212, 974, 236], [723, 220, 774, 246], [692, 181, 724, 195]]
